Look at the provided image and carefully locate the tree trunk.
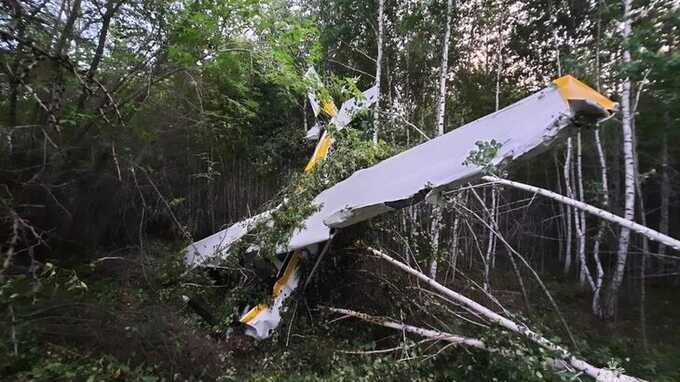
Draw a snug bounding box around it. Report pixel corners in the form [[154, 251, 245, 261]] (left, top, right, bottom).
[[372, 0, 384, 144], [481, 176, 680, 251], [605, 0, 635, 319], [429, 197, 443, 278], [592, 128, 608, 317], [328, 307, 486, 349], [494, 8, 503, 112], [366, 247, 647, 382], [576, 131, 594, 289], [77, 0, 121, 110], [46, 0, 83, 131], [428, 0, 454, 278], [449, 210, 461, 282], [483, 186, 497, 291], [435, 0, 453, 137], [53, 0, 82, 56], [7, 1, 25, 129], [487, 29, 503, 272], [591, 16, 608, 316], [553, 153, 566, 264], [563, 140, 574, 274]]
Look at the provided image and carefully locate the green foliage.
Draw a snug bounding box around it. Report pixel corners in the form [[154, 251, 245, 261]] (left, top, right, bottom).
[[10, 350, 159, 382], [235, 127, 396, 262], [326, 74, 364, 103], [225, 330, 567, 382], [0, 263, 88, 309], [478, 328, 566, 381], [463, 139, 505, 175]]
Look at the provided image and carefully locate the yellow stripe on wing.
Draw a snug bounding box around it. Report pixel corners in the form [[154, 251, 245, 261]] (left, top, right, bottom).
[[240, 89, 337, 327], [303, 132, 333, 173], [320, 99, 338, 117], [240, 250, 303, 324]]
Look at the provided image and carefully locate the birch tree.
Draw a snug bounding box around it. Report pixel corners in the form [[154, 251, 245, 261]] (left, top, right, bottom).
[[563, 139, 574, 274], [435, 0, 453, 138], [372, 0, 384, 144], [575, 131, 594, 289], [365, 247, 647, 382], [591, 15, 608, 316], [428, 0, 454, 279], [592, 127, 608, 317], [604, 0, 636, 319]]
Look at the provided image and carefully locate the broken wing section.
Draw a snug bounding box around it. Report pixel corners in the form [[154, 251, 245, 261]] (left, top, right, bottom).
[[285, 79, 614, 252], [185, 84, 380, 267], [184, 209, 275, 267], [184, 76, 613, 341], [303, 85, 379, 173], [239, 250, 304, 338]]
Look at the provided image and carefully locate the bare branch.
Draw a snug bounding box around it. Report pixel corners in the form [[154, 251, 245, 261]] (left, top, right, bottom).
[[364, 246, 646, 382], [482, 176, 680, 252]]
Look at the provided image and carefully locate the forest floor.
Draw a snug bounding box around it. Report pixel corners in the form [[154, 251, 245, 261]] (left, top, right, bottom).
[[1, 239, 679, 381]]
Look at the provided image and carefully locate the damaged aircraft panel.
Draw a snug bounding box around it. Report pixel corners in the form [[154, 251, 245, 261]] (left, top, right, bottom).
[[186, 75, 614, 266], [184, 75, 615, 340], [288, 75, 614, 251]]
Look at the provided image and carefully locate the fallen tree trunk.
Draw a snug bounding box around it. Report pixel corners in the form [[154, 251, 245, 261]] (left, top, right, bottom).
[[365, 247, 646, 382], [328, 307, 486, 349], [327, 307, 642, 382], [481, 176, 680, 252]]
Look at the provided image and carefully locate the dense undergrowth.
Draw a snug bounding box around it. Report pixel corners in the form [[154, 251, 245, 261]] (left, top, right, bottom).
[[1, 237, 679, 382]]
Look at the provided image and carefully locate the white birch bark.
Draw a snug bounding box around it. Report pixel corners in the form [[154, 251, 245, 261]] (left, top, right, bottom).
[[591, 23, 608, 315], [435, 0, 453, 137], [488, 27, 503, 272], [631, 120, 650, 350], [636, 168, 650, 351], [366, 247, 646, 382], [553, 153, 567, 264], [606, 0, 636, 318], [481, 176, 680, 251], [429, 201, 443, 278], [576, 131, 594, 289], [563, 140, 574, 274], [372, 0, 384, 144], [592, 128, 608, 316], [329, 307, 644, 381], [449, 211, 461, 281], [494, 8, 503, 112], [428, 0, 454, 279], [483, 186, 497, 291], [328, 307, 487, 349], [303, 97, 308, 132]]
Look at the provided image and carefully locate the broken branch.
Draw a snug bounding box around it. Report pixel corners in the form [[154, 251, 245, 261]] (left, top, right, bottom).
[[365, 246, 646, 381], [327, 307, 486, 349], [482, 176, 680, 252]]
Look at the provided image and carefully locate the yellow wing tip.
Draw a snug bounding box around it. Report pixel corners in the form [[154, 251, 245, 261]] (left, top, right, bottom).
[[553, 75, 617, 111]]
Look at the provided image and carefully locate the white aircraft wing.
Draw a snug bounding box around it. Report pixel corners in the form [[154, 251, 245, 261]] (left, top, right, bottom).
[[285, 76, 614, 251]]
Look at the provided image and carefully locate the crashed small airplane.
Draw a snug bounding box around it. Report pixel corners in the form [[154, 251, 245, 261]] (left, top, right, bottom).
[[184, 73, 615, 340]]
